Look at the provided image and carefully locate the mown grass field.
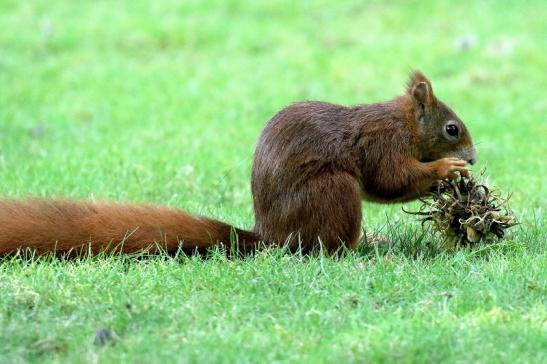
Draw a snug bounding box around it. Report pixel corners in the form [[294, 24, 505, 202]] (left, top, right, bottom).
[[1, 1, 546, 363]]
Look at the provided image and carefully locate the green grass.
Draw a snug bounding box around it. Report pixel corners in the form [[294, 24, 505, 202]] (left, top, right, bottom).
[[0, 0, 546, 363]]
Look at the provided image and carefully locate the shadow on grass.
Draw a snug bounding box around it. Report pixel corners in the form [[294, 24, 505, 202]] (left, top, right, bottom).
[[356, 211, 538, 260]]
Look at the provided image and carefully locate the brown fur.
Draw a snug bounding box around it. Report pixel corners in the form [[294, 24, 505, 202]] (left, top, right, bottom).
[[0, 199, 258, 255], [0, 71, 476, 255]]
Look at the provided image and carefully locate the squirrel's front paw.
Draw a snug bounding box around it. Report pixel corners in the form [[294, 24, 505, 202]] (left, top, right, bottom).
[[434, 158, 470, 180]]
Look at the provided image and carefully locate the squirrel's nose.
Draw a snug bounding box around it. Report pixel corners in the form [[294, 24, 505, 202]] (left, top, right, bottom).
[[467, 149, 477, 165]]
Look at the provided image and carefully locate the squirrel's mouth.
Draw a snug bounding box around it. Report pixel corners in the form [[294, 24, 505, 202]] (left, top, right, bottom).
[[454, 148, 478, 165]]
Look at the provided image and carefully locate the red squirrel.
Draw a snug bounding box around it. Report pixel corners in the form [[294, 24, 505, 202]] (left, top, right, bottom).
[[0, 71, 476, 255]]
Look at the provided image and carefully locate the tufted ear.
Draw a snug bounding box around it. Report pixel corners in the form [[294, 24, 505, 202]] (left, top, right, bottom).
[[407, 71, 435, 120]]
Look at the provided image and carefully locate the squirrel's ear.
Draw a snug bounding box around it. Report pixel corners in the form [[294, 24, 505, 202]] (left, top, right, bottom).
[[407, 71, 435, 118], [411, 82, 430, 106]]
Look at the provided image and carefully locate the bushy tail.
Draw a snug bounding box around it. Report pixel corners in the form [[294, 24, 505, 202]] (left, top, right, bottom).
[[0, 199, 260, 256]]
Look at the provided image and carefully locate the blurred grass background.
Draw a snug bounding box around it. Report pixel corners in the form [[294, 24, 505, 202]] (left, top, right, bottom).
[[1, 0, 545, 228], [0, 1, 546, 363]]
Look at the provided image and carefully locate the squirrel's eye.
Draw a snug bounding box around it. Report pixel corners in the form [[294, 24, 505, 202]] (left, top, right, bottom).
[[445, 124, 459, 137]]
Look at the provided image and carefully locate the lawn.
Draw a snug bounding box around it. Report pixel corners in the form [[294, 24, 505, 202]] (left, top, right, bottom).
[[0, 0, 546, 363]]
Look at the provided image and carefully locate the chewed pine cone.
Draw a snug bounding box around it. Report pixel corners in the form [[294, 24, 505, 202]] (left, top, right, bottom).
[[404, 170, 518, 247]]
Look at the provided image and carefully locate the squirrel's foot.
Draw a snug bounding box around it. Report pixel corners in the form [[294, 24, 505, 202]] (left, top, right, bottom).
[[364, 234, 392, 245]]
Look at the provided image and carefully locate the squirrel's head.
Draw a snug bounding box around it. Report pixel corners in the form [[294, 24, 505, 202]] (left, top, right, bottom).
[[407, 71, 477, 165]]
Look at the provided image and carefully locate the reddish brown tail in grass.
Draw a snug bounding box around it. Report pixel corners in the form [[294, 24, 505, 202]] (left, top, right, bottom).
[[0, 199, 259, 255]]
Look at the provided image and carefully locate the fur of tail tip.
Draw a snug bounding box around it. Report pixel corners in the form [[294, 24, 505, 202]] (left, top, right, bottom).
[[0, 198, 261, 256]]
